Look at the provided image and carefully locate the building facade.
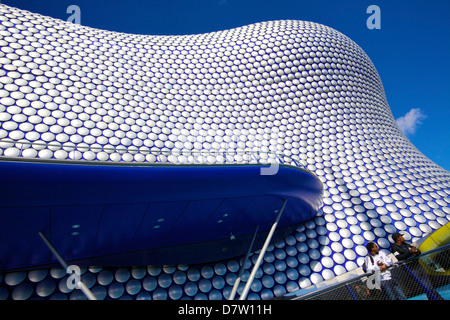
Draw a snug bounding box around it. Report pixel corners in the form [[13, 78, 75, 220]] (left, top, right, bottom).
[[0, 4, 449, 300]]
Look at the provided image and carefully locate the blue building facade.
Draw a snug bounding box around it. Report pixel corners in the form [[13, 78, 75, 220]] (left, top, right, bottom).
[[0, 4, 449, 300]]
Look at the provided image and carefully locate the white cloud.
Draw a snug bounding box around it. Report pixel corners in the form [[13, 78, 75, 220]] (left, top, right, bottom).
[[396, 108, 427, 136]]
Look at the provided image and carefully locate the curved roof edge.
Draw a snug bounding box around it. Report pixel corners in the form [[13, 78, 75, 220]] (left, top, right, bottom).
[[0, 159, 323, 270]]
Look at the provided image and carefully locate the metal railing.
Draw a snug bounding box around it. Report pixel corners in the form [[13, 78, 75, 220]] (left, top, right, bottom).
[[289, 244, 450, 300]]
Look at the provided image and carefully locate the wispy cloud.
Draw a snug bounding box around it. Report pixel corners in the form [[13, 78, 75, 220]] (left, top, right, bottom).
[[396, 108, 427, 136]]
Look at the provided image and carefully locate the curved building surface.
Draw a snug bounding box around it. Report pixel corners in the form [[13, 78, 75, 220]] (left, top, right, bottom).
[[0, 4, 449, 300]]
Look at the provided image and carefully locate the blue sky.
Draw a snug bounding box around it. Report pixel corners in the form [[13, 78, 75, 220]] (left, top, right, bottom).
[[3, 0, 450, 170]]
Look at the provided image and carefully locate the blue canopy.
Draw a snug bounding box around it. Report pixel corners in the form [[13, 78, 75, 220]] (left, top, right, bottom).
[[0, 159, 323, 271]]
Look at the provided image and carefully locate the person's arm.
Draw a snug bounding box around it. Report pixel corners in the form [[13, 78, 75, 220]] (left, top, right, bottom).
[[365, 256, 379, 273], [382, 252, 393, 267], [407, 243, 421, 256]]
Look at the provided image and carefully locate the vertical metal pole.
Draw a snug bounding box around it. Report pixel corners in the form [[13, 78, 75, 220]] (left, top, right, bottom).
[[403, 263, 439, 300], [346, 284, 358, 300], [229, 225, 259, 300], [38, 232, 69, 270], [239, 199, 287, 300], [38, 232, 97, 300]]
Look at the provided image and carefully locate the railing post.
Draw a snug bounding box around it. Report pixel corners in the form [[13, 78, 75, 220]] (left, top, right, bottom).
[[402, 263, 440, 300], [345, 284, 358, 300], [229, 225, 259, 300], [38, 232, 97, 300], [239, 199, 287, 300]]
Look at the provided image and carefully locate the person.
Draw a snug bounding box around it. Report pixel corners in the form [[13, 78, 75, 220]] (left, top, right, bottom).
[[390, 232, 421, 260], [390, 232, 444, 300], [365, 242, 407, 300]]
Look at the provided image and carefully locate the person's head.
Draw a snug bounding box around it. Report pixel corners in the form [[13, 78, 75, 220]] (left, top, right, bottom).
[[366, 242, 379, 255], [392, 232, 404, 244]]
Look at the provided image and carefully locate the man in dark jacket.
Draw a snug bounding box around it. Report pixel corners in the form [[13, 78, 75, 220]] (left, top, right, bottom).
[[390, 232, 421, 261], [390, 232, 443, 300]]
